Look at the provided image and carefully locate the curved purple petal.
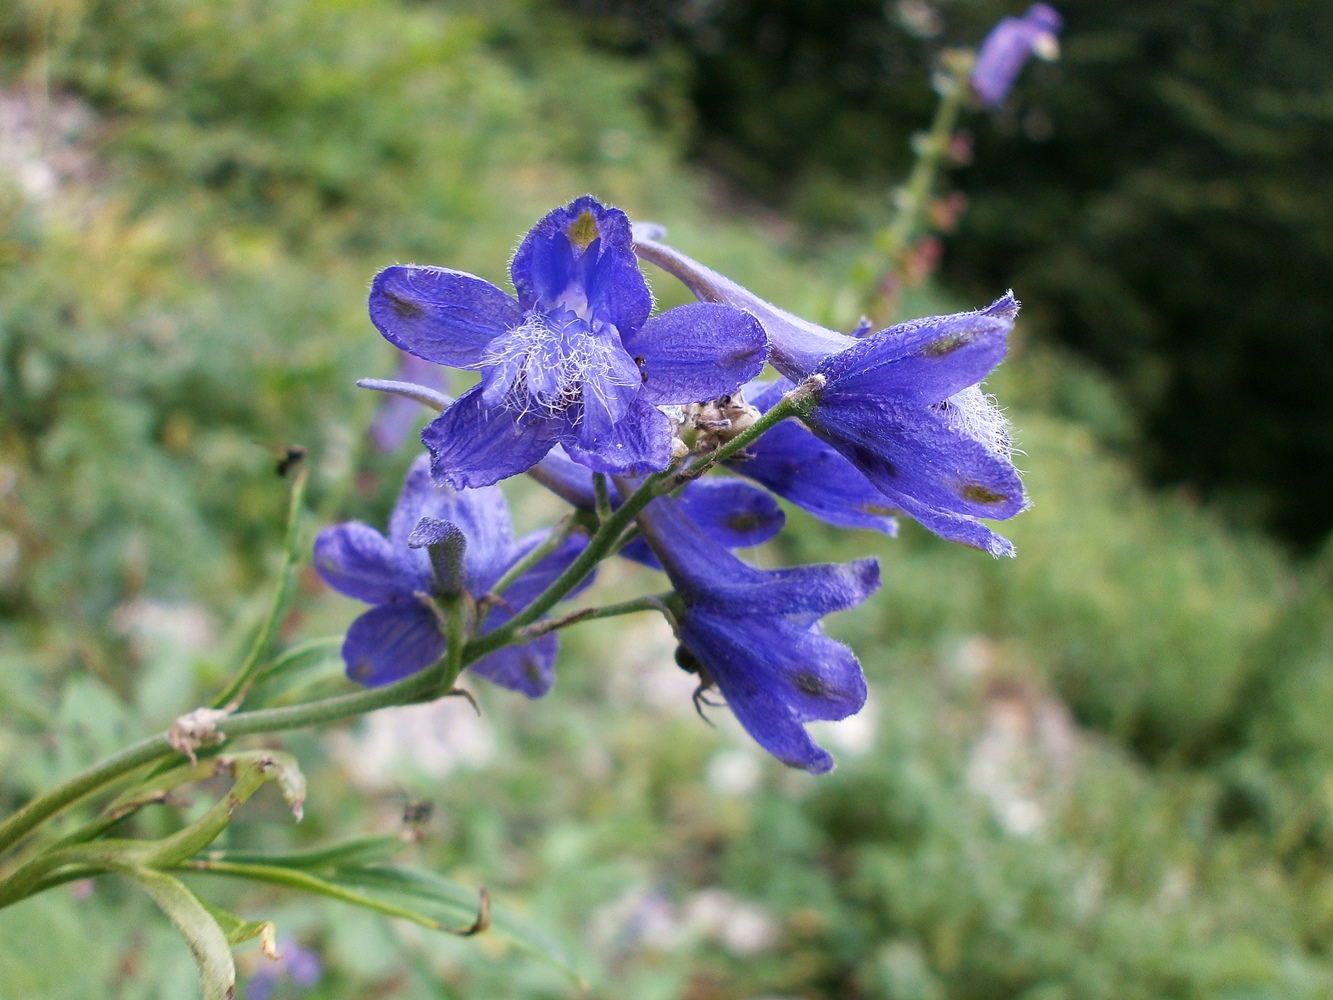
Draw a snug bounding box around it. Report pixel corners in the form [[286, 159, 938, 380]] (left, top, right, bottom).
[[422, 385, 563, 489], [809, 399, 1026, 521], [527, 446, 598, 508], [634, 238, 855, 381], [692, 558, 881, 619], [511, 196, 652, 334], [682, 614, 867, 774], [369, 266, 521, 369], [469, 631, 558, 698], [729, 417, 899, 535], [635, 494, 879, 616], [620, 477, 786, 570], [560, 394, 673, 476], [679, 478, 786, 549], [342, 601, 446, 687], [314, 522, 420, 604], [490, 531, 593, 607], [621, 302, 767, 404], [887, 489, 1017, 558], [817, 302, 1014, 405]]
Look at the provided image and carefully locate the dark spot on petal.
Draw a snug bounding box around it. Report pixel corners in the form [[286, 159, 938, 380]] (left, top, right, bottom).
[[795, 672, 828, 697], [921, 332, 971, 357], [523, 659, 543, 685], [384, 290, 424, 319], [350, 658, 372, 681], [849, 445, 896, 479], [567, 210, 599, 251], [726, 510, 764, 533], [962, 483, 1010, 504], [635, 355, 648, 383]]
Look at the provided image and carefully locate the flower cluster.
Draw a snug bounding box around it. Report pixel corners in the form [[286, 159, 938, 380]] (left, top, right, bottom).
[[318, 195, 1027, 772]]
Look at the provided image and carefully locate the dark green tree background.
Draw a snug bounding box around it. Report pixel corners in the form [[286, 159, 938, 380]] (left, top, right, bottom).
[[569, 0, 1333, 549]]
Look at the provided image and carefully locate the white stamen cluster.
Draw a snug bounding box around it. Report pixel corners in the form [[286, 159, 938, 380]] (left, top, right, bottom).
[[481, 311, 637, 426]]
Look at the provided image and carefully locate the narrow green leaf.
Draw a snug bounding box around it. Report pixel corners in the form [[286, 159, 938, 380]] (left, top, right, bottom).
[[334, 865, 584, 985], [197, 834, 404, 871], [182, 860, 448, 931], [121, 866, 236, 1000]]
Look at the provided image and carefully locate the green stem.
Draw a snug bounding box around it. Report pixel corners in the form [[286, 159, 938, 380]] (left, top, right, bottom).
[[866, 52, 971, 320], [592, 473, 613, 523], [0, 663, 446, 862], [211, 468, 308, 710], [0, 382, 820, 868], [510, 593, 669, 643], [488, 513, 584, 598], [0, 738, 171, 859]]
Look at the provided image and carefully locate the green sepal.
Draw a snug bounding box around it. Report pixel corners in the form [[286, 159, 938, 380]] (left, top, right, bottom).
[[119, 865, 236, 1000], [202, 901, 280, 955]]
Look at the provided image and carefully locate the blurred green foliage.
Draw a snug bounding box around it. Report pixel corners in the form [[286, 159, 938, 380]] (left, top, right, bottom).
[[567, 0, 1333, 550], [2, 0, 1333, 998]]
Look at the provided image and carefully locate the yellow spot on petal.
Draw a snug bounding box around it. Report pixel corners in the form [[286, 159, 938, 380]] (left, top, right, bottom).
[[962, 483, 1010, 504], [921, 332, 972, 357], [566, 210, 599, 251]]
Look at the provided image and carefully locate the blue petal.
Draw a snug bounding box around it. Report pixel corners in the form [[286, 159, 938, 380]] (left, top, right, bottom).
[[730, 383, 897, 534], [498, 531, 594, 607], [972, 6, 1062, 108], [560, 394, 673, 476], [677, 478, 785, 549], [876, 489, 1017, 558], [633, 238, 855, 380], [527, 446, 597, 508], [682, 613, 867, 773], [469, 631, 558, 698], [808, 399, 1026, 520], [816, 300, 1014, 405], [369, 266, 521, 369], [313, 522, 421, 605], [422, 385, 563, 489], [636, 494, 879, 616], [342, 601, 446, 687], [619, 478, 785, 570], [511, 197, 651, 334], [568, 327, 643, 442], [621, 302, 767, 404]]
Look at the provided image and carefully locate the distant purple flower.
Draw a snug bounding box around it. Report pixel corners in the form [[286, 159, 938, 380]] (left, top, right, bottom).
[[369, 351, 451, 452], [248, 940, 321, 1000], [368, 196, 767, 488], [314, 455, 588, 696], [638, 494, 879, 774], [971, 4, 1062, 108], [634, 237, 1026, 556]]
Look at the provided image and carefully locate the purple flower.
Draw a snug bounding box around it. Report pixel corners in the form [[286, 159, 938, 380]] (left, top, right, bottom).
[[971, 4, 1062, 108], [248, 940, 321, 1000], [313, 455, 588, 696], [634, 237, 1027, 557], [368, 196, 767, 488], [638, 494, 879, 774]]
